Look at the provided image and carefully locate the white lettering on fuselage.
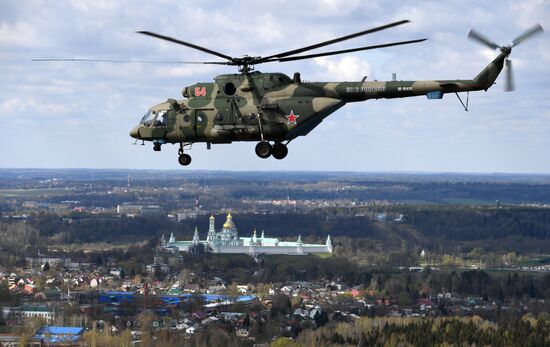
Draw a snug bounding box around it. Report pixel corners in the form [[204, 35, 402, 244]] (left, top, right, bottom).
[[346, 86, 386, 93], [397, 86, 412, 91]]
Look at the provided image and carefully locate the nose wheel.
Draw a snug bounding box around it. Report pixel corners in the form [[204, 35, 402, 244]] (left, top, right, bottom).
[[255, 141, 288, 160], [178, 154, 192, 166]]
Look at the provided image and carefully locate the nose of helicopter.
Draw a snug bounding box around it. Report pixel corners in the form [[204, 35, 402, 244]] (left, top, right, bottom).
[[129, 125, 140, 139]]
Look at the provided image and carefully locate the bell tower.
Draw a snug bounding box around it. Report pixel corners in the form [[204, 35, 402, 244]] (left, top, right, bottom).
[[207, 214, 216, 242]]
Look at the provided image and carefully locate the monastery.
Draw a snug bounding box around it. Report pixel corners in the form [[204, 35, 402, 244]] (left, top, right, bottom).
[[161, 213, 332, 256]]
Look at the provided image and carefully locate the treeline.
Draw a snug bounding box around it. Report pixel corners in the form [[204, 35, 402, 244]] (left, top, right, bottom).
[[177, 253, 371, 285], [230, 181, 550, 204], [396, 206, 550, 241], [7, 205, 550, 252], [290, 316, 550, 347]]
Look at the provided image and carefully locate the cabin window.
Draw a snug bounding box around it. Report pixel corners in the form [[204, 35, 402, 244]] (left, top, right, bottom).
[[223, 82, 236, 96]]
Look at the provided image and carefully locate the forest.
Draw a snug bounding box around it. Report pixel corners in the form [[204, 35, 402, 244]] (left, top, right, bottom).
[[288, 316, 550, 347]]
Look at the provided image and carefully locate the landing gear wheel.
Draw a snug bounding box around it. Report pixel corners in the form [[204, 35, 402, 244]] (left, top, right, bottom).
[[178, 154, 192, 166], [272, 143, 288, 160], [153, 143, 161, 152], [255, 141, 272, 159]]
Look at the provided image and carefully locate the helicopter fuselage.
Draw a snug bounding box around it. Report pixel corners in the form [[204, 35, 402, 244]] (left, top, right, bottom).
[[129, 51, 506, 165], [131, 52, 504, 146]]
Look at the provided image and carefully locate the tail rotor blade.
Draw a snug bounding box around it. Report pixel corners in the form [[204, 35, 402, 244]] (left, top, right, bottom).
[[505, 59, 515, 92], [512, 23, 544, 47], [467, 29, 500, 49]]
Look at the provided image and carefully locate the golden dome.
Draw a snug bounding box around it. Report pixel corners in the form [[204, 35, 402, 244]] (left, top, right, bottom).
[[223, 212, 233, 229]]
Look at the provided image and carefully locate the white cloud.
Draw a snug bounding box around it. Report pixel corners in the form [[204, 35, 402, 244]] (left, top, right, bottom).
[[313, 56, 371, 81], [0, 97, 74, 117]]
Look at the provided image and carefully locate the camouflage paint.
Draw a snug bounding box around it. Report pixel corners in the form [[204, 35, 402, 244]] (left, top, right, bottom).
[[130, 52, 507, 145]]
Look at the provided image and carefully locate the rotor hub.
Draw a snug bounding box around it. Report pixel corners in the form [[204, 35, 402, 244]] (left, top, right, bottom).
[[500, 46, 512, 56]]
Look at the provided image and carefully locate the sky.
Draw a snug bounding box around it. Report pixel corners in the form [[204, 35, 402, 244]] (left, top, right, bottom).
[[0, 0, 549, 173]]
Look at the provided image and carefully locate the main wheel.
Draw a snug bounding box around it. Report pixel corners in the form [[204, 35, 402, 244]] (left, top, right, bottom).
[[255, 141, 272, 159], [178, 154, 192, 166], [272, 143, 288, 160], [153, 143, 161, 151]]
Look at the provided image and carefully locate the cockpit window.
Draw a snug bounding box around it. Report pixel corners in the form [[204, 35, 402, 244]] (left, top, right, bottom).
[[155, 110, 167, 126], [140, 110, 156, 126], [140, 110, 167, 127]]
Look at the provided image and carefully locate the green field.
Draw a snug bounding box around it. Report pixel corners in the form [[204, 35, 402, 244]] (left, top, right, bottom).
[[0, 188, 71, 197]]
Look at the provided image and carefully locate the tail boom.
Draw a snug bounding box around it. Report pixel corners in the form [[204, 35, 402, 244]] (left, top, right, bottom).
[[319, 52, 507, 102]]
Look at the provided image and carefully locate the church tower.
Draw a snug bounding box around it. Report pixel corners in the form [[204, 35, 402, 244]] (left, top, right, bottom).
[[297, 234, 303, 254], [326, 235, 333, 253], [192, 226, 200, 244], [207, 214, 216, 243]]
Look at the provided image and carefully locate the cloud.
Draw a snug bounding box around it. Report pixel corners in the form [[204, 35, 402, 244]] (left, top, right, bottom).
[[313, 56, 371, 81], [0, 97, 74, 117]]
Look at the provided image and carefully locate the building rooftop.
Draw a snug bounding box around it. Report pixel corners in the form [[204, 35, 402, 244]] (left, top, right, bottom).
[[33, 326, 84, 343]]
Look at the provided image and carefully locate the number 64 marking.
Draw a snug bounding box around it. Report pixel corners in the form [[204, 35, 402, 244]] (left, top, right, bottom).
[[194, 87, 207, 97]]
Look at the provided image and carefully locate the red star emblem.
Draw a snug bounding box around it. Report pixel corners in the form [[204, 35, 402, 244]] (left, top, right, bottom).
[[285, 110, 300, 125]]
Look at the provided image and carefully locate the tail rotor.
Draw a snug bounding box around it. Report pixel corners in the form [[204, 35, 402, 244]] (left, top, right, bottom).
[[467, 24, 543, 92]]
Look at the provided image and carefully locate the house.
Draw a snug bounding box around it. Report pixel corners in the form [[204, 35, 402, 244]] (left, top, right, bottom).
[[8, 305, 55, 324], [176, 323, 189, 330], [109, 268, 122, 278], [236, 329, 249, 337], [417, 298, 435, 310], [237, 285, 248, 294], [281, 286, 293, 294], [184, 283, 201, 293], [23, 284, 36, 295], [192, 311, 208, 321], [31, 326, 84, 346], [0, 333, 19, 346]]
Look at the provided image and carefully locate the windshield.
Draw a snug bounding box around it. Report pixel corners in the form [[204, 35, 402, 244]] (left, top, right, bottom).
[[140, 110, 156, 125], [140, 110, 167, 127]]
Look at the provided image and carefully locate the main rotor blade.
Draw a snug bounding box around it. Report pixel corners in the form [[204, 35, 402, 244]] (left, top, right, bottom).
[[505, 59, 514, 92], [512, 23, 544, 47], [137, 31, 234, 62], [467, 29, 500, 50], [32, 58, 228, 64], [265, 38, 427, 63], [259, 19, 411, 62]]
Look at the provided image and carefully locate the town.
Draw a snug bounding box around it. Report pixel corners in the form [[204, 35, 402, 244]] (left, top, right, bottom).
[[1, 169, 549, 346]]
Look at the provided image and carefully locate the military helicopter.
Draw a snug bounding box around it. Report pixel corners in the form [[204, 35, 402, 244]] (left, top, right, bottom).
[[35, 20, 543, 166]]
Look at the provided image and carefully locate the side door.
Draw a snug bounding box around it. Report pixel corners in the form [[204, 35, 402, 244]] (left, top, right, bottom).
[[179, 110, 196, 141]]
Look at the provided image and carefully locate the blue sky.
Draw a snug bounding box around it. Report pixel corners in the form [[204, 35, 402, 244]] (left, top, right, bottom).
[[0, 0, 549, 172]]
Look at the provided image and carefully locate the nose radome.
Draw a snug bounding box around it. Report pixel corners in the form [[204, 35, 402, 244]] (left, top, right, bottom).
[[129, 125, 140, 139]]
